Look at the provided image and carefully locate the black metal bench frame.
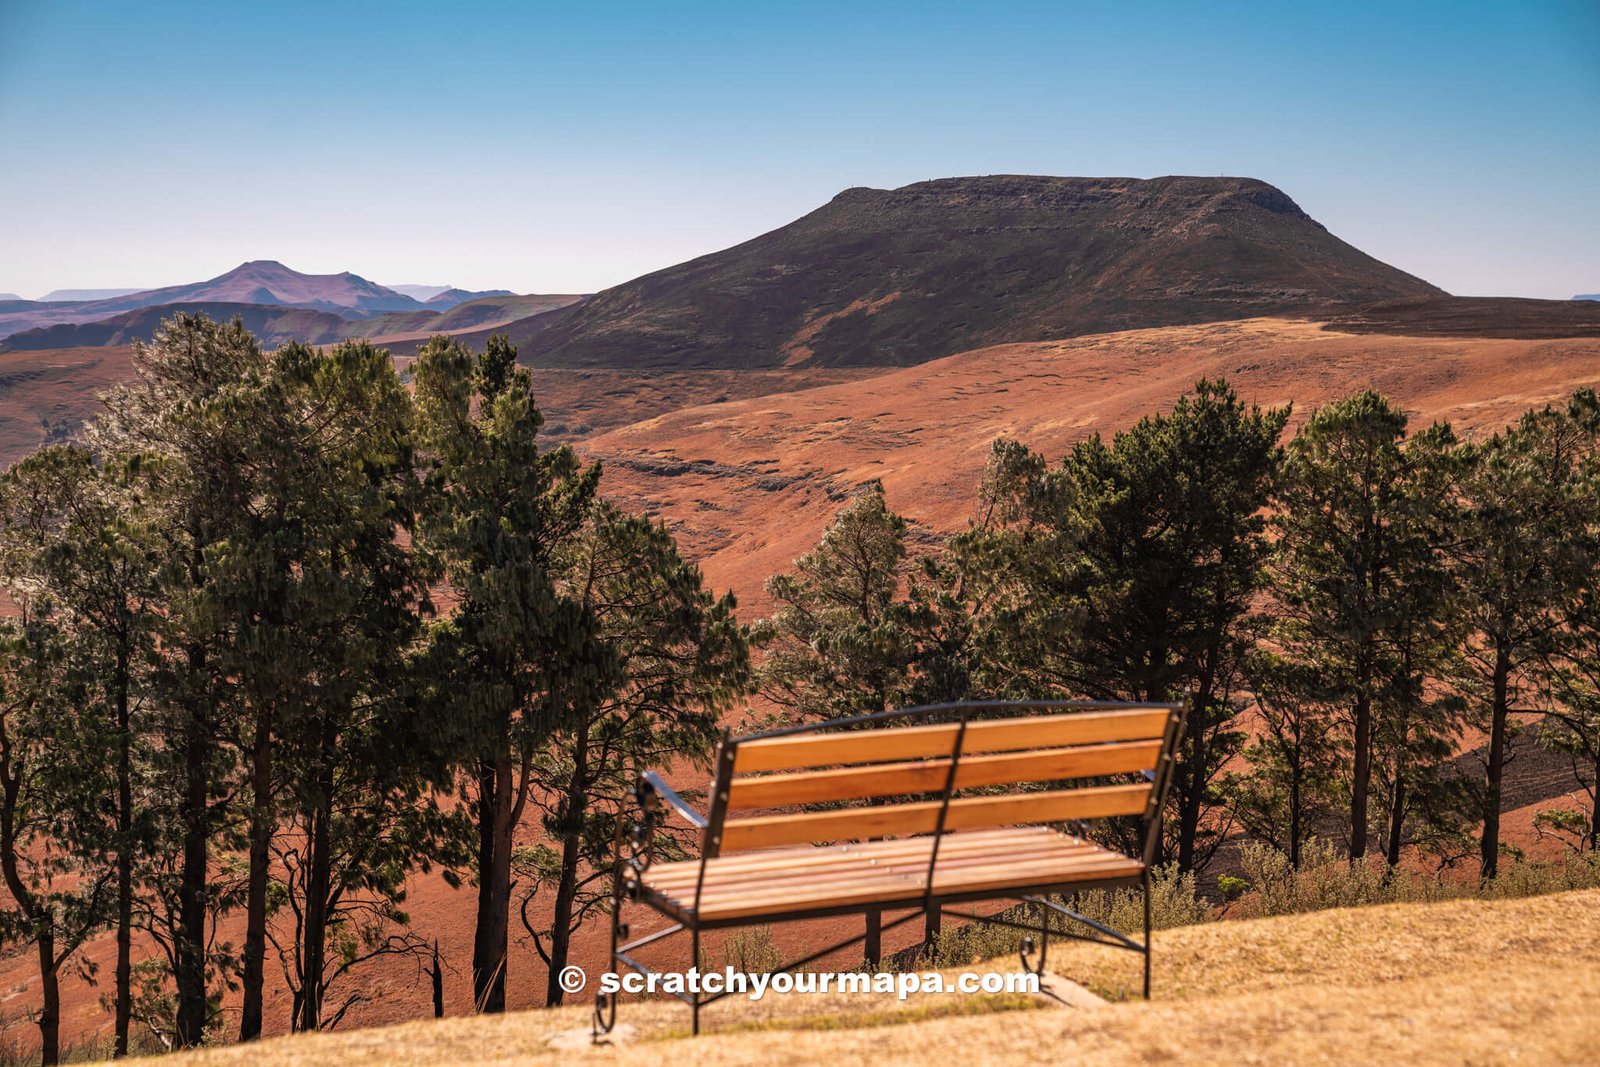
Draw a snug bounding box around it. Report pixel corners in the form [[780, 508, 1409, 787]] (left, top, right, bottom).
[[592, 699, 1186, 1038]]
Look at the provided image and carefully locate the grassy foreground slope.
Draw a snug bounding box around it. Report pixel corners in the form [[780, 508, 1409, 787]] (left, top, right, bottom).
[[138, 889, 1600, 1066]]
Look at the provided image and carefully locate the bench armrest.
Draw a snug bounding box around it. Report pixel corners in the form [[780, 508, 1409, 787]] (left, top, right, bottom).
[[638, 770, 709, 830]]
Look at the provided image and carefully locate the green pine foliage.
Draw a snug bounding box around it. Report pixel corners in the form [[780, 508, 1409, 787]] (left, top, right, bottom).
[[1451, 397, 1598, 877], [0, 317, 752, 1050], [1264, 392, 1475, 866], [520, 501, 752, 1005], [755, 482, 920, 720], [411, 333, 607, 1015]]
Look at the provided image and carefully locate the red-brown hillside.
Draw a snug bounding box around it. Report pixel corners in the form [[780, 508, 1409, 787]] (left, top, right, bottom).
[[580, 317, 1600, 613]]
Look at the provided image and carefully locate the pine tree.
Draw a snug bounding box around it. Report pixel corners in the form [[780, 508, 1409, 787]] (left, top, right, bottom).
[[0, 444, 159, 1056], [1270, 390, 1404, 861], [412, 334, 603, 1014], [1529, 390, 1600, 852], [966, 381, 1286, 870], [1226, 651, 1343, 868], [219, 340, 445, 1034], [1269, 392, 1468, 863], [1539, 581, 1600, 851], [91, 313, 269, 1046], [523, 502, 750, 1005], [1453, 399, 1594, 878], [756, 482, 918, 720], [1371, 423, 1476, 867], [0, 583, 113, 1065], [913, 439, 1058, 704]]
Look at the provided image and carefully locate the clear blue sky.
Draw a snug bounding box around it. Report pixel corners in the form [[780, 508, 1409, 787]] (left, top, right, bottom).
[[1, 0, 1596, 299]]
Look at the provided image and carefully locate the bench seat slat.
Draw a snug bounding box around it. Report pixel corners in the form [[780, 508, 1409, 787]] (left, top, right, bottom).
[[641, 827, 1058, 887], [694, 856, 1143, 921], [644, 829, 1096, 891], [661, 846, 1110, 901]]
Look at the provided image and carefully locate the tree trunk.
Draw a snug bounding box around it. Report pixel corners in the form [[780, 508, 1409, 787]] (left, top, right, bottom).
[[1385, 770, 1407, 869], [113, 652, 133, 1058], [1350, 689, 1372, 861], [1288, 758, 1303, 869], [472, 763, 495, 1012], [175, 655, 211, 1049], [473, 753, 514, 1013], [239, 709, 273, 1041], [431, 943, 445, 1018], [1175, 699, 1208, 871], [1480, 643, 1511, 880], [1590, 746, 1600, 852], [37, 929, 59, 1067], [0, 788, 58, 1066], [297, 785, 333, 1033], [545, 739, 588, 1007]]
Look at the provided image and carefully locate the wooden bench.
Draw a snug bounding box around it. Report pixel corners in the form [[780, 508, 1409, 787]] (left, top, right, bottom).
[[594, 699, 1185, 1036]]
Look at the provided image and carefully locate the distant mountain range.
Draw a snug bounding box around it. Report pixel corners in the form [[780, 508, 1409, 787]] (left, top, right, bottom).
[[387, 284, 457, 302], [39, 288, 145, 302], [387, 284, 515, 305], [0, 293, 581, 353], [1576, 294, 1599, 301], [0, 261, 559, 348]]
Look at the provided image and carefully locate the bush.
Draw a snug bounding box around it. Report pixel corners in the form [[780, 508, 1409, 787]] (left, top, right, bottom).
[[1481, 850, 1600, 900], [1226, 841, 1442, 917], [1223, 840, 1600, 920], [925, 864, 1207, 966], [717, 925, 784, 973], [1072, 864, 1209, 932]]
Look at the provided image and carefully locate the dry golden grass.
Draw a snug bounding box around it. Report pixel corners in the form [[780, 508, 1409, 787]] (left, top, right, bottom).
[[134, 888, 1600, 1067]]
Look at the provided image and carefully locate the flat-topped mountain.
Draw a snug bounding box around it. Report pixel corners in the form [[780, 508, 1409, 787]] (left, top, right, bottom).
[[491, 175, 1445, 369]]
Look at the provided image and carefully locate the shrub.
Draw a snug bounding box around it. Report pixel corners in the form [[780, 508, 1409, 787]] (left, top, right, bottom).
[[925, 864, 1208, 966], [718, 925, 784, 974], [1480, 850, 1600, 900]]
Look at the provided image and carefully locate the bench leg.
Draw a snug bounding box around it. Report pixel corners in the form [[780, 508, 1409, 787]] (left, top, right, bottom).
[[924, 904, 942, 954], [1142, 868, 1152, 1000], [691, 924, 702, 1036], [865, 910, 882, 966], [1019, 929, 1049, 975], [593, 833, 626, 1042]]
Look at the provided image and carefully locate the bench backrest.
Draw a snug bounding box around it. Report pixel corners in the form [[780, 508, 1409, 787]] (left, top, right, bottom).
[[701, 700, 1185, 865]]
